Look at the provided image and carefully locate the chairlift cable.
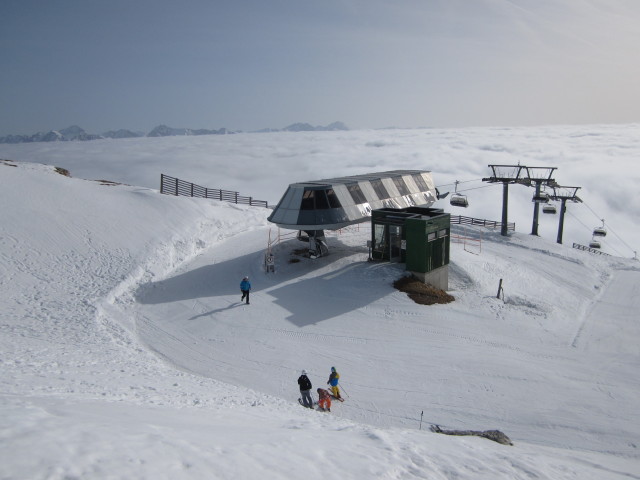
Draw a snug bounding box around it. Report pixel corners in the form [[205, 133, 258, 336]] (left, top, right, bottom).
[[606, 228, 635, 255], [580, 200, 635, 255], [598, 224, 635, 256], [456, 184, 500, 193], [567, 211, 633, 257], [565, 210, 592, 232], [435, 178, 484, 188], [607, 244, 626, 257], [581, 200, 604, 222], [595, 239, 624, 257]]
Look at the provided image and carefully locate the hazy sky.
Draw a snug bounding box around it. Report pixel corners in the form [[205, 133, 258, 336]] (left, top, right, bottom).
[[2, 0, 639, 135]]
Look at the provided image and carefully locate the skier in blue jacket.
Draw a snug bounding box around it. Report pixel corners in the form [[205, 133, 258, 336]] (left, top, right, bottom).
[[327, 366, 342, 400], [240, 276, 251, 304]]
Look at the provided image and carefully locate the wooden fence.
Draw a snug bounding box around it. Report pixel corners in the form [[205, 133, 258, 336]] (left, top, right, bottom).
[[160, 174, 269, 208], [450, 215, 515, 231], [572, 243, 610, 256]]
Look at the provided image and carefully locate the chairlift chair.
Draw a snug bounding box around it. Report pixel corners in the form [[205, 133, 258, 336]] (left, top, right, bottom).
[[450, 194, 469, 208], [593, 219, 607, 237], [449, 180, 469, 208], [589, 238, 601, 249], [532, 192, 550, 203], [542, 204, 557, 214]]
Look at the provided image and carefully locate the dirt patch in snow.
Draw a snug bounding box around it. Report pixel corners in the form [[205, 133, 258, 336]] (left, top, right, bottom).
[[393, 275, 455, 305]]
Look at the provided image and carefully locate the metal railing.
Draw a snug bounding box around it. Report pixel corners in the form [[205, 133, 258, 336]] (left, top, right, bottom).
[[450, 215, 515, 231], [451, 232, 482, 255], [160, 174, 268, 208]]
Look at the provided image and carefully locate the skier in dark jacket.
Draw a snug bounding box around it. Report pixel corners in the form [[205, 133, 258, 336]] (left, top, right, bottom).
[[298, 370, 313, 408], [240, 276, 251, 304]]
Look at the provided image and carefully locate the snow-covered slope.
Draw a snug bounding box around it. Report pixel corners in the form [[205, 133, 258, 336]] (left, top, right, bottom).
[[1, 158, 638, 479]]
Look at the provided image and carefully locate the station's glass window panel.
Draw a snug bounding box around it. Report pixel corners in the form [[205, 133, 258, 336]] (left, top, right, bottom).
[[373, 224, 386, 253], [370, 179, 389, 200], [438, 229, 448, 238], [314, 190, 330, 209], [383, 198, 401, 209], [326, 189, 342, 208], [427, 232, 437, 242], [393, 177, 410, 196], [301, 189, 315, 210], [412, 174, 429, 191], [347, 184, 367, 204]]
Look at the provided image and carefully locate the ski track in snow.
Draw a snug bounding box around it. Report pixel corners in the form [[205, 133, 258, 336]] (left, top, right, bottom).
[[571, 269, 640, 352]]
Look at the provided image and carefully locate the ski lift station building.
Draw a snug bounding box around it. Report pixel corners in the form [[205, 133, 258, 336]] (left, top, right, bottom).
[[370, 207, 450, 290], [268, 170, 450, 289], [267, 170, 439, 232]]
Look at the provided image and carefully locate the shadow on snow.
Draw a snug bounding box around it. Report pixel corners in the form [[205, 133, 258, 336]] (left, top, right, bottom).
[[134, 237, 403, 327]]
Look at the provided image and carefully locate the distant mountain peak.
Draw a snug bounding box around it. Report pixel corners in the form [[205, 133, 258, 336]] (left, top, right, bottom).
[[102, 129, 143, 139], [146, 125, 228, 137], [59, 125, 86, 136], [0, 121, 348, 144]]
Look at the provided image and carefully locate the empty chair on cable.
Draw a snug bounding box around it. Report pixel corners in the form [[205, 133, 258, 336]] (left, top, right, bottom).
[[450, 194, 469, 208], [532, 192, 550, 203], [449, 180, 469, 208], [593, 219, 607, 237], [589, 237, 601, 249], [542, 204, 557, 214]]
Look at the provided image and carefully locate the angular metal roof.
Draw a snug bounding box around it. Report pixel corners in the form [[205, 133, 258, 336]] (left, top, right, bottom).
[[267, 170, 437, 230]]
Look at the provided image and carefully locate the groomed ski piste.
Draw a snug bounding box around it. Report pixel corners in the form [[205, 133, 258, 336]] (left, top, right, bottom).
[[1, 128, 639, 479]]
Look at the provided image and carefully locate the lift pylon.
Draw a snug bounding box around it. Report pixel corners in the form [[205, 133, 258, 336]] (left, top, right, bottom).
[[483, 165, 528, 236], [549, 186, 582, 244], [523, 167, 557, 236], [483, 164, 558, 237]]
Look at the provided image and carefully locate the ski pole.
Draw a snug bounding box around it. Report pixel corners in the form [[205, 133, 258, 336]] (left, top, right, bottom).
[[338, 384, 349, 398]]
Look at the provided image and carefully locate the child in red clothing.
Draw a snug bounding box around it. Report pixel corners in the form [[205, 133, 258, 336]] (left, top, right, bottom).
[[316, 388, 332, 412]]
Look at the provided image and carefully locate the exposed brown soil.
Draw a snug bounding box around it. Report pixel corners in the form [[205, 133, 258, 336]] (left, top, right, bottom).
[[94, 179, 125, 186], [393, 275, 455, 305]]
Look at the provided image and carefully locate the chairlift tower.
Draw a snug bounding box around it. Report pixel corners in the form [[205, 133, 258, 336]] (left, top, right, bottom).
[[483, 165, 532, 236], [525, 167, 557, 236], [549, 186, 582, 244]]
